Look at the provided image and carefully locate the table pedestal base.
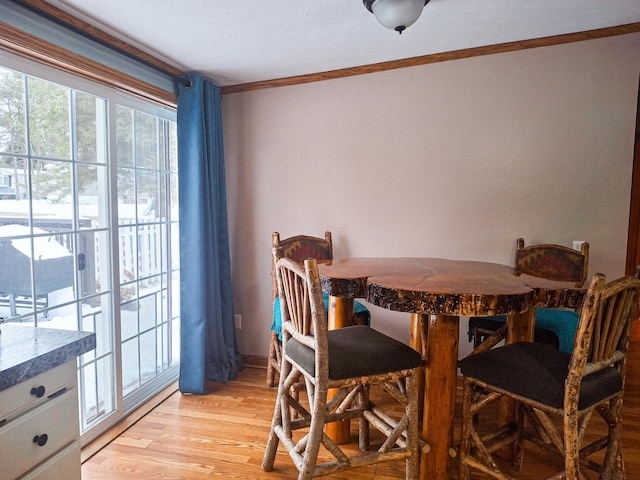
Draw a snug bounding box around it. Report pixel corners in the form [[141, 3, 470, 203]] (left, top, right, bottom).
[[326, 296, 354, 444], [419, 314, 459, 480]]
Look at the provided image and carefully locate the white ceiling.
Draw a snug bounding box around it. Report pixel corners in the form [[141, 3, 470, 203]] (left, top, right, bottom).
[[47, 0, 640, 87]]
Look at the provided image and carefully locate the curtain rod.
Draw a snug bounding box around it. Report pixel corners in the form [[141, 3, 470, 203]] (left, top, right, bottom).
[[13, 0, 191, 87]]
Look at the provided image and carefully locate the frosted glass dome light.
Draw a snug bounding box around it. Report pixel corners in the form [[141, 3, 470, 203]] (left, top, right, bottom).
[[363, 0, 430, 34]]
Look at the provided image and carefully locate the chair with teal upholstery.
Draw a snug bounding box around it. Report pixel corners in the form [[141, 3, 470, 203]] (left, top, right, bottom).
[[459, 269, 640, 479], [263, 254, 422, 479], [266, 231, 371, 387], [467, 238, 589, 354]]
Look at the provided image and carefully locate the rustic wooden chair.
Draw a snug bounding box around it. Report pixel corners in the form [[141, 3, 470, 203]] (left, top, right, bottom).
[[458, 268, 640, 480], [468, 237, 589, 354], [266, 231, 370, 387], [262, 253, 423, 479]]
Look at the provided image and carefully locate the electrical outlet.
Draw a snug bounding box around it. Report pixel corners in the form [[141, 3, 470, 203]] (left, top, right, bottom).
[[572, 240, 585, 251], [234, 314, 242, 329]]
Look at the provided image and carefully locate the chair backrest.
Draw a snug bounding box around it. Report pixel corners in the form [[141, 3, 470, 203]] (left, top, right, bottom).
[[273, 249, 328, 378], [566, 269, 640, 408], [272, 231, 333, 301], [514, 237, 589, 287]]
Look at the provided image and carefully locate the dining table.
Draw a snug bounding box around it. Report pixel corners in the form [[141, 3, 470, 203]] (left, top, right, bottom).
[[317, 257, 585, 480]]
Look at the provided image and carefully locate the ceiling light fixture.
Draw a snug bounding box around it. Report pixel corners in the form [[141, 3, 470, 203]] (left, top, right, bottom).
[[363, 0, 430, 34]]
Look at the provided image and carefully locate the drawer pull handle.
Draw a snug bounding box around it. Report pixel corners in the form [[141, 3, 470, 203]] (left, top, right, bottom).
[[33, 434, 48, 447], [31, 386, 46, 398]]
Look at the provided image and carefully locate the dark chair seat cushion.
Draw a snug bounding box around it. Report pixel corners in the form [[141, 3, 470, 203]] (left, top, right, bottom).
[[286, 325, 423, 380], [271, 294, 371, 340], [458, 342, 622, 410]]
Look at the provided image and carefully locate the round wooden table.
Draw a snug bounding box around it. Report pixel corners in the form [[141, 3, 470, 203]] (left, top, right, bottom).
[[318, 257, 585, 480]]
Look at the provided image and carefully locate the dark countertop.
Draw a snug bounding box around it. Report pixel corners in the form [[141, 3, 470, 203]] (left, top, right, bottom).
[[0, 324, 96, 392]]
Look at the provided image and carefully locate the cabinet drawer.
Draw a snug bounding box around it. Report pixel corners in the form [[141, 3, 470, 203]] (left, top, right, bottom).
[[19, 441, 81, 480], [0, 361, 76, 423], [0, 387, 79, 480]]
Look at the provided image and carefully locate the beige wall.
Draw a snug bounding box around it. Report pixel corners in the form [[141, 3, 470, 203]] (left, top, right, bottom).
[[222, 33, 640, 357]]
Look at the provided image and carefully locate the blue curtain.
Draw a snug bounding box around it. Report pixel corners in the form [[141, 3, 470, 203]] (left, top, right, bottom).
[[177, 74, 243, 394]]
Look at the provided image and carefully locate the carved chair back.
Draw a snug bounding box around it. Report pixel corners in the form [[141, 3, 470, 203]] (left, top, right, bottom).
[[514, 237, 589, 287], [271, 231, 333, 301]]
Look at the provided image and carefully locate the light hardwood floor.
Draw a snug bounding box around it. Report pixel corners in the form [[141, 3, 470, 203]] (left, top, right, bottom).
[[82, 340, 640, 480]]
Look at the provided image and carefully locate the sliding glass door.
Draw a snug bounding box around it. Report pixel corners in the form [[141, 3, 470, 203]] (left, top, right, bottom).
[[0, 52, 180, 439]]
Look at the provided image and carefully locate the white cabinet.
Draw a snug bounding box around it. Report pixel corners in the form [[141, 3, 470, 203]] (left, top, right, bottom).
[[0, 361, 81, 480]]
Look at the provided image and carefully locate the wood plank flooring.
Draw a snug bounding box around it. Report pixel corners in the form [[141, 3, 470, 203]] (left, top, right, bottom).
[[82, 341, 640, 479]]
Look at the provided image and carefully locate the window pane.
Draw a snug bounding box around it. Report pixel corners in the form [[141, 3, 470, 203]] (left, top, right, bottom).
[[0, 227, 34, 319], [122, 338, 140, 397], [0, 156, 26, 202], [75, 92, 103, 163], [117, 168, 136, 221], [77, 230, 107, 298], [79, 362, 97, 425], [116, 106, 134, 167], [0, 68, 26, 156], [137, 169, 160, 222], [169, 172, 178, 211], [80, 355, 114, 427], [158, 324, 168, 372], [134, 111, 158, 169], [139, 282, 159, 332], [120, 282, 139, 342], [32, 232, 75, 322], [95, 355, 114, 424], [139, 329, 156, 386], [171, 220, 180, 271], [138, 224, 160, 280], [159, 273, 168, 327], [78, 163, 109, 229], [80, 293, 112, 360], [27, 77, 71, 160], [159, 223, 168, 272], [168, 122, 177, 172], [33, 159, 73, 208], [118, 223, 138, 282]]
